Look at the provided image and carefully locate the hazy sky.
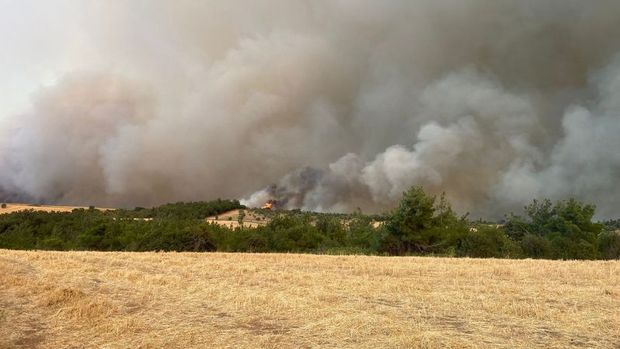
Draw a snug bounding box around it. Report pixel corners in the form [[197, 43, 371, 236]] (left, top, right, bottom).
[[2, 1, 620, 218]]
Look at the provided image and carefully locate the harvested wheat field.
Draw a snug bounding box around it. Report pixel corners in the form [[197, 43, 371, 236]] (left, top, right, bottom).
[[0, 250, 618, 349], [0, 204, 111, 215]]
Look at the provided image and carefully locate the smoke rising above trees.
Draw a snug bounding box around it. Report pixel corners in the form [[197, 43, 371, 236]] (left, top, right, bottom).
[[1, 1, 620, 218]]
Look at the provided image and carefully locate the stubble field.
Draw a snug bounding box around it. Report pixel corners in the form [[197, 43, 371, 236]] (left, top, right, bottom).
[[0, 250, 618, 348], [0, 204, 110, 215]]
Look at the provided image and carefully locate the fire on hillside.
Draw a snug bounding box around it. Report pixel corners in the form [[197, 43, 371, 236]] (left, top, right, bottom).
[[261, 200, 277, 210]]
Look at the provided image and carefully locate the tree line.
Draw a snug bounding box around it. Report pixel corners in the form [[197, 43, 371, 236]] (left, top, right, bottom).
[[0, 190, 619, 259]]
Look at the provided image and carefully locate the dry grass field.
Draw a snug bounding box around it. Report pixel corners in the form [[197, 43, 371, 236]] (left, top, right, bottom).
[[0, 250, 618, 349], [204, 209, 384, 229], [206, 209, 267, 229], [0, 203, 111, 215]]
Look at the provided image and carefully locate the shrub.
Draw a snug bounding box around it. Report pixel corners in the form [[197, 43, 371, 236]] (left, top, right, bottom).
[[237, 209, 246, 225], [597, 231, 620, 259], [267, 216, 325, 252], [549, 235, 597, 260], [384, 187, 467, 255], [506, 198, 602, 259], [316, 216, 345, 245], [520, 234, 551, 259], [320, 246, 374, 255], [348, 216, 385, 252], [457, 226, 520, 258]]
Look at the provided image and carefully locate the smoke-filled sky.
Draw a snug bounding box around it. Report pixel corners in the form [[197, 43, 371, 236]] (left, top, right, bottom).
[[2, 1, 620, 218]]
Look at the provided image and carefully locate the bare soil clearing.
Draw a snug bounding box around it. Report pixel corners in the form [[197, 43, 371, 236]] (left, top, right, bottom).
[[0, 250, 618, 348]]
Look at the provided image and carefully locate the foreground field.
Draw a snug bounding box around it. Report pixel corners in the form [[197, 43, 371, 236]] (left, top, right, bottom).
[[0, 251, 618, 348]]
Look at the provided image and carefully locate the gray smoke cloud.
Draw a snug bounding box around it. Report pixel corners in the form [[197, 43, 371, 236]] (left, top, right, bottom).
[[1, 1, 620, 218]]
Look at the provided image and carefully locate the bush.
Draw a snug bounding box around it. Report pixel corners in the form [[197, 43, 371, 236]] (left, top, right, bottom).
[[316, 216, 346, 245], [506, 198, 602, 259], [549, 235, 597, 260], [384, 187, 467, 255], [520, 234, 551, 259], [320, 246, 374, 255], [114, 199, 243, 220], [237, 209, 246, 225], [597, 231, 620, 259], [266, 216, 325, 252], [1, 203, 6, 209], [457, 226, 521, 258], [348, 216, 385, 252]]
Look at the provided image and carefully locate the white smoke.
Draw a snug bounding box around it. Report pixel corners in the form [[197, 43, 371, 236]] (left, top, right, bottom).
[[1, 1, 620, 218]]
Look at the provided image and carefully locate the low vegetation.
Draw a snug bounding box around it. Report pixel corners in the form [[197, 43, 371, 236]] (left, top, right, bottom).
[[0, 250, 618, 348], [1, 189, 619, 259]]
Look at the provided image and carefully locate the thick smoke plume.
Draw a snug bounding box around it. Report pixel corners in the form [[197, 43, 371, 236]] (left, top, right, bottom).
[[2, 1, 620, 218]]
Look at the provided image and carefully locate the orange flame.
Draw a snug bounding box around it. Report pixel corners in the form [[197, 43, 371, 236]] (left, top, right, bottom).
[[261, 200, 276, 210]]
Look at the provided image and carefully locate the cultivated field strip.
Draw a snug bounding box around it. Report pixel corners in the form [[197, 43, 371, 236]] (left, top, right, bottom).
[[0, 250, 618, 348]]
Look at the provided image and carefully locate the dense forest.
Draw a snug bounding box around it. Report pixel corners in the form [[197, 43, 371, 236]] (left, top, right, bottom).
[[1, 189, 619, 259]]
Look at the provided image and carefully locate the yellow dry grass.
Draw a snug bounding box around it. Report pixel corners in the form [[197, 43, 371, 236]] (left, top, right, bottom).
[[0, 250, 618, 349], [205, 209, 384, 229], [206, 209, 268, 229], [0, 203, 111, 215]]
